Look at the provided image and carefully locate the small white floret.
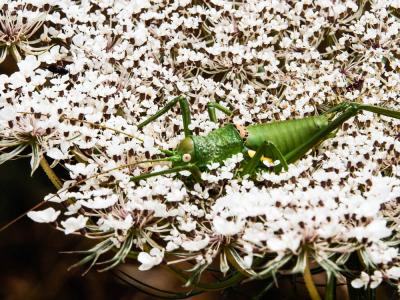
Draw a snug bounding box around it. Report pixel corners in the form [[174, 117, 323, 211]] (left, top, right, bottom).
[[351, 272, 370, 289], [138, 248, 164, 271], [27, 207, 60, 223], [61, 215, 88, 234]]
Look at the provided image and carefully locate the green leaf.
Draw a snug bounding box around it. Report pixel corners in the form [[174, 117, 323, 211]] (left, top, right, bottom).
[[126, 250, 139, 259], [0, 48, 7, 64], [314, 253, 342, 278], [71, 147, 89, 163], [336, 252, 351, 266], [290, 251, 306, 274], [0, 144, 28, 165], [64, 238, 115, 274], [256, 254, 292, 279], [220, 250, 229, 274], [357, 250, 377, 269], [30, 143, 41, 176], [50, 159, 59, 168], [0, 139, 23, 147], [97, 236, 134, 272], [225, 247, 257, 277]]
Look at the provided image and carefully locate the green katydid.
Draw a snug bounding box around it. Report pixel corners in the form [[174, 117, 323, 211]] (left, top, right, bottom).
[[129, 96, 400, 182]]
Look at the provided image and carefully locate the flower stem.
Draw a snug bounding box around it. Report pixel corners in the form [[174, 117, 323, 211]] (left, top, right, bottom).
[[304, 254, 322, 300], [10, 45, 22, 63], [40, 156, 62, 189], [325, 274, 336, 300]]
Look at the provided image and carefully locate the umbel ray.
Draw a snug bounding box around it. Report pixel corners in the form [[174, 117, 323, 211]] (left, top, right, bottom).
[[128, 96, 400, 182]]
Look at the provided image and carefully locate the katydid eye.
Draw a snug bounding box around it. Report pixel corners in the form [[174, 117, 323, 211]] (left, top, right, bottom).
[[182, 153, 191, 162]]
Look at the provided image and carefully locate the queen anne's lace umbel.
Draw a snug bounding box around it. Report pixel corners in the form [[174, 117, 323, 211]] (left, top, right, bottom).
[[0, 0, 399, 292]]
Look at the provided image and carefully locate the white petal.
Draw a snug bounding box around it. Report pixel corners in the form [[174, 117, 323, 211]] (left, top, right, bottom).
[[138, 252, 153, 266], [181, 236, 210, 251], [27, 207, 60, 223], [18, 55, 40, 77], [387, 267, 400, 279], [47, 147, 68, 160], [267, 238, 286, 252], [80, 194, 119, 209], [137, 248, 164, 271], [61, 215, 88, 234], [9, 72, 26, 89], [143, 135, 154, 149], [370, 279, 382, 289], [132, 23, 148, 46], [243, 255, 253, 269], [351, 278, 366, 289], [213, 216, 244, 236]]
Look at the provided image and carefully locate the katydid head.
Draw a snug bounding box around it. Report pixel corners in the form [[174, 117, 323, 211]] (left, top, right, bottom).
[[175, 137, 195, 165]]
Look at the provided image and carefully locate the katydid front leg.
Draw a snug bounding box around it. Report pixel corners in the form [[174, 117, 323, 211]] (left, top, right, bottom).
[[207, 102, 233, 123], [137, 96, 193, 137], [137, 96, 234, 132], [130, 164, 201, 182]]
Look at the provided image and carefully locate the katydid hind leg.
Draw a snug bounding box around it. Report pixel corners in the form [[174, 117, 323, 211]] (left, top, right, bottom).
[[323, 102, 349, 114], [311, 129, 338, 155], [242, 141, 289, 175], [265, 141, 289, 172], [241, 142, 269, 175], [324, 101, 400, 120], [286, 103, 399, 166], [356, 103, 400, 120]]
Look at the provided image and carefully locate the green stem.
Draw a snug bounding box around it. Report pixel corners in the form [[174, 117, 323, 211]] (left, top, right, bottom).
[[40, 156, 62, 189], [304, 254, 322, 300], [325, 274, 336, 300]]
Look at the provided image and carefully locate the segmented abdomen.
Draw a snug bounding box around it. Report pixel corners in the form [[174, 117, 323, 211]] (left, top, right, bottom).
[[245, 116, 329, 155]]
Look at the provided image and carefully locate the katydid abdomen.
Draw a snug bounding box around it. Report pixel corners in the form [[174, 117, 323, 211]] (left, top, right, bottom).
[[245, 115, 329, 157]]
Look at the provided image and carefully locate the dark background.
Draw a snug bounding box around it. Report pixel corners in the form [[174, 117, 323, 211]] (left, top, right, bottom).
[[0, 160, 224, 300], [0, 159, 139, 300]]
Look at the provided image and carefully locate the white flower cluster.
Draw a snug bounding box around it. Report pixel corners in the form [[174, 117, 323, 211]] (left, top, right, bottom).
[[0, 0, 399, 292]]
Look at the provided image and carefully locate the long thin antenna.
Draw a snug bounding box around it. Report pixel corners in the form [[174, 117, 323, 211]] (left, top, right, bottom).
[[17, 112, 172, 154], [18, 111, 143, 142], [0, 200, 46, 232], [61, 115, 144, 142]]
